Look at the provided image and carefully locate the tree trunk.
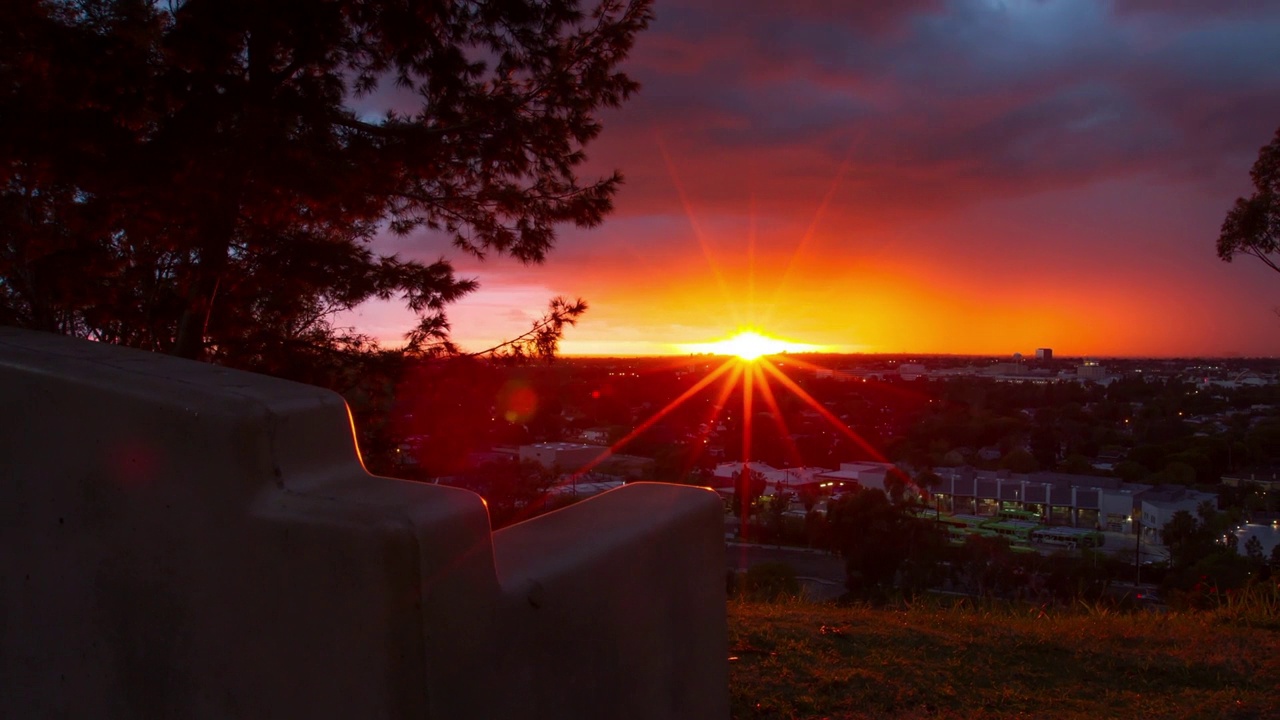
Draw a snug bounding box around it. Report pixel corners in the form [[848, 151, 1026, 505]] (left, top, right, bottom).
[[172, 194, 240, 360], [173, 24, 269, 360]]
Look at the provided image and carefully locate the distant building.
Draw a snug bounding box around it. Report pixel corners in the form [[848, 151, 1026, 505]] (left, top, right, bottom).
[[930, 467, 1219, 542], [1222, 468, 1280, 492], [897, 363, 927, 380], [1139, 487, 1220, 544], [933, 468, 1149, 532], [1036, 348, 1053, 361], [577, 427, 611, 445], [1077, 359, 1107, 381], [546, 477, 626, 500], [519, 442, 605, 471], [710, 461, 777, 497], [985, 362, 1028, 376], [597, 454, 655, 479], [815, 462, 899, 494], [710, 461, 885, 498]]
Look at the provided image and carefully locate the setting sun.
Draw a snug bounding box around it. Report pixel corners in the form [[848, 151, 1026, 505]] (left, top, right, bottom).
[[677, 330, 821, 360], [723, 331, 784, 360]]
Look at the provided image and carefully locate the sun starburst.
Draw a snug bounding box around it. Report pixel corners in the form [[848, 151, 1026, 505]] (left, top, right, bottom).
[[517, 152, 910, 535], [677, 330, 820, 361]]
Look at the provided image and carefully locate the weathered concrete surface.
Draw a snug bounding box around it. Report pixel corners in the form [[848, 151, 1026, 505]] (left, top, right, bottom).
[[0, 328, 728, 719], [494, 484, 728, 720]]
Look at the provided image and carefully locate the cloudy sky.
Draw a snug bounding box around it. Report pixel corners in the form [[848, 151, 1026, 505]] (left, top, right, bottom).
[[348, 0, 1280, 357]]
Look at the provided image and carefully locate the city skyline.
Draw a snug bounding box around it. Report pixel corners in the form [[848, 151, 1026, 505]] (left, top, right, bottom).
[[343, 1, 1280, 358]]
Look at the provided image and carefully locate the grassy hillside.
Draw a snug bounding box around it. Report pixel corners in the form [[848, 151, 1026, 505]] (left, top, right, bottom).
[[727, 595, 1280, 719]]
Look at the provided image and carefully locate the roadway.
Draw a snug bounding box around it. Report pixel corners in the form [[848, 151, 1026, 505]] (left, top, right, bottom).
[[723, 524, 1172, 602], [725, 542, 847, 600]]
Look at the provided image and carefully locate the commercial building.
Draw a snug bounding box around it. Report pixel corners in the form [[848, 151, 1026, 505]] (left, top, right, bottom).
[[519, 442, 606, 471], [815, 462, 899, 493], [897, 363, 927, 380], [1222, 468, 1280, 493], [928, 467, 1204, 535], [1139, 487, 1220, 544], [710, 461, 842, 496], [1077, 359, 1108, 381]]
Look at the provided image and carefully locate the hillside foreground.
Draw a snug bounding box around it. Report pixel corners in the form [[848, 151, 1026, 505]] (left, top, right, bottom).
[[728, 597, 1280, 719]]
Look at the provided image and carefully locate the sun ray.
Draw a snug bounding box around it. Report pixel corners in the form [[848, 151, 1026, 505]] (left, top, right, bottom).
[[502, 359, 742, 529], [658, 139, 742, 327], [615, 354, 732, 380], [689, 361, 743, 452], [750, 362, 807, 469], [764, 354, 841, 376], [779, 354, 938, 406], [758, 359, 890, 465], [566, 357, 741, 483], [662, 359, 748, 487], [748, 193, 757, 321], [739, 354, 755, 540], [760, 146, 856, 329]]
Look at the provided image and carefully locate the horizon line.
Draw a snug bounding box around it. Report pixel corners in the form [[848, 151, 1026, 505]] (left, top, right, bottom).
[[552, 351, 1279, 361]]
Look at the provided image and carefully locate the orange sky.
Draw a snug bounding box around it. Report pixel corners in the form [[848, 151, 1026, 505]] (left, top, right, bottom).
[[344, 1, 1280, 358]]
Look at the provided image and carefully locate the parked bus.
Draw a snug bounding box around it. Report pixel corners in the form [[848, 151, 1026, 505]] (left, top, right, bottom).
[[995, 508, 1041, 523], [943, 514, 991, 530], [983, 519, 1039, 543], [1030, 526, 1105, 550], [930, 512, 1106, 552], [937, 514, 1001, 543]]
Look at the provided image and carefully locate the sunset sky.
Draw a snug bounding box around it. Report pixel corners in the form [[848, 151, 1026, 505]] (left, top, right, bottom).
[[347, 0, 1280, 358]]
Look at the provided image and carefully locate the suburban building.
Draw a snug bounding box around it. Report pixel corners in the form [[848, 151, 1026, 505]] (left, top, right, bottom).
[[577, 427, 612, 445], [709, 462, 886, 498], [897, 363, 927, 380], [931, 467, 1168, 533], [1077, 359, 1108, 381], [1222, 468, 1280, 492], [931, 467, 1219, 542], [519, 442, 606, 471], [1139, 487, 1220, 544], [815, 462, 899, 494]]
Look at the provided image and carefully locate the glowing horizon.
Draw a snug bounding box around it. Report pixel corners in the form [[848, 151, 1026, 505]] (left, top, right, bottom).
[[526, 340, 905, 534], [343, 2, 1280, 360], [674, 330, 827, 360]]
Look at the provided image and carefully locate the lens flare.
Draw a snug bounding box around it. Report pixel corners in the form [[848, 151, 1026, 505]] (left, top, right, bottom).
[[498, 381, 538, 423]]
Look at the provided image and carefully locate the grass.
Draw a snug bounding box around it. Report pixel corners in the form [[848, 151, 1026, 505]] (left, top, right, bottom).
[[728, 594, 1280, 719]]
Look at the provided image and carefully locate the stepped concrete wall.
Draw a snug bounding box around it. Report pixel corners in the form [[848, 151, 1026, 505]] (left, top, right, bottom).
[[0, 328, 728, 718]]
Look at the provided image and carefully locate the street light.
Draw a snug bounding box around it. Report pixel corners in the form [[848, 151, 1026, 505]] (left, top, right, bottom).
[[1134, 517, 1142, 585]]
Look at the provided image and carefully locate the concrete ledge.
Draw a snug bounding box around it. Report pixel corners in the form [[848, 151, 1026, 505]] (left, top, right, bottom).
[[494, 483, 728, 719], [0, 328, 728, 718]]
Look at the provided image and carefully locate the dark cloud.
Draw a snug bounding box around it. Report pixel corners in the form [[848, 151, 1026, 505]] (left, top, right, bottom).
[[364, 1, 1280, 355], [592, 0, 1280, 221], [1110, 0, 1280, 21], [650, 0, 945, 41]]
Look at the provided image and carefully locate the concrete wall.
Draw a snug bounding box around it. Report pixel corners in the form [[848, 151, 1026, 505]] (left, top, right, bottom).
[[0, 328, 728, 719]]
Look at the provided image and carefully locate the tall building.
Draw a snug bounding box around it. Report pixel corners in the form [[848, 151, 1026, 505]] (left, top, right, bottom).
[[1035, 348, 1053, 361]]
